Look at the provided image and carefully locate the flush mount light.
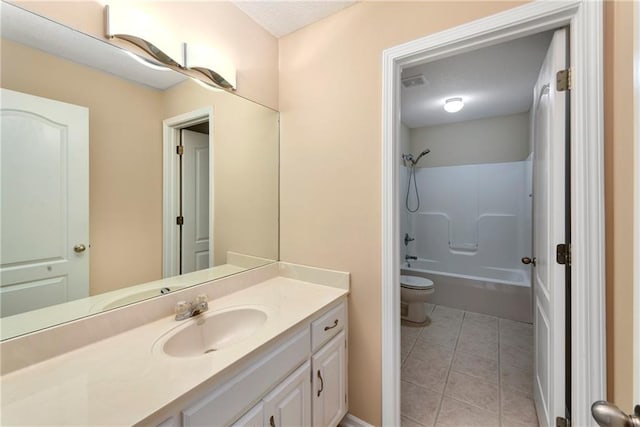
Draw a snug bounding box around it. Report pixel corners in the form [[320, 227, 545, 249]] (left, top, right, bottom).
[[444, 97, 464, 113]]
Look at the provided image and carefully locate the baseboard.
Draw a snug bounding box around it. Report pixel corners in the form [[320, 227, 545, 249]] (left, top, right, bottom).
[[339, 413, 374, 427]]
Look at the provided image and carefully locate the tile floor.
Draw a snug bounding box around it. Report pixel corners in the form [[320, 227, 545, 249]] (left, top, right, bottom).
[[401, 304, 538, 427]]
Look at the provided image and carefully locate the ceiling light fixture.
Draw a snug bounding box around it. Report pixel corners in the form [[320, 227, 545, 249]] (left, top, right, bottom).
[[444, 97, 464, 113]]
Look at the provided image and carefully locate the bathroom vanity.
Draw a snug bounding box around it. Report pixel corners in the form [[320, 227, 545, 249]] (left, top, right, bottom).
[[0, 263, 349, 426]]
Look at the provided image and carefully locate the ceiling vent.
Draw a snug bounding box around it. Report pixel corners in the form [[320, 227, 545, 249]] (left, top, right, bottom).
[[401, 74, 426, 88]]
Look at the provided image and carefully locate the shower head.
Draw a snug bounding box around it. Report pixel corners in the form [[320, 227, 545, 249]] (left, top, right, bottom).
[[414, 149, 431, 164]]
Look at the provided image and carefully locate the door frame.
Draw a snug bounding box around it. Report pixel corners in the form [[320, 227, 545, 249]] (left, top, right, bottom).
[[381, 2, 605, 426], [162, 107, 214, 278], [634, 0, 640, 405]]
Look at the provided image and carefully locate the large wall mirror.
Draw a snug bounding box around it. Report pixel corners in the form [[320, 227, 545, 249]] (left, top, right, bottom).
[[0, 2, 279, 340]]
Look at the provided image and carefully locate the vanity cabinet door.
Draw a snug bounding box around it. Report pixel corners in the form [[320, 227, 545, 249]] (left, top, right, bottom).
[[231, 402, 264, 427], [312, 331, 346, 427], [263, 361, 311, 427]]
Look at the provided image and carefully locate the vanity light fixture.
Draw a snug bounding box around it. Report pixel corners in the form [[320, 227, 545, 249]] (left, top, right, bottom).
[[105, 4, 184, 69], [184, 44, 237, 91], [124, 51, 171, 72], [444, 97, 464, 113]]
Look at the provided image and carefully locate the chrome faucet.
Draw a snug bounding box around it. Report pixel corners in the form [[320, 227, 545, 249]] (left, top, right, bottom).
[[405, 254, 417, 261], [174, 294, 209, 321], [404, 233, 415, 246]]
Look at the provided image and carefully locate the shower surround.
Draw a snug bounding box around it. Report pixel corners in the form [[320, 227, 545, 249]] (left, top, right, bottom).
[[401, 160, 532, 322]]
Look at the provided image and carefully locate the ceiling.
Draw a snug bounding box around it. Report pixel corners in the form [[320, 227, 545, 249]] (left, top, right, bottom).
[[401, 31, 554, 129], [231, 1, 357, 38]]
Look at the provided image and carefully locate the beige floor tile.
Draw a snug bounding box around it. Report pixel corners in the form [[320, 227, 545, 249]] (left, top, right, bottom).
[[401, 381, 442, 427], [432, 305, 465, 320], [457, 334, 499, 360], [425, 303, 436, 314], [500, 341, 533, 372], [402, 416, 425, 427], [410, 340, 454, 368], [444, 371, 499, 413], [501, 386, 538, 426], [418, 323, 460, 349], [403, 321, 423, 341], [459, 324, 498, 344], [402, 335, 417, 365], [500, 416, 539, 427], [500, 332, 533, 354], [464, 311, 499, 327], [500, 361, 534, 397], [451, 351, 499, 384], [402, 354, 450, 393], [499, 318, 533, 334], [435, 396, 499, 427]]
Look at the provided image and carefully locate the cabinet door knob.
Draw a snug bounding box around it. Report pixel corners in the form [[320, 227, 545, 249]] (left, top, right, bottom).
[[317, 370, 324, 397], [269, 415, 275, 427]]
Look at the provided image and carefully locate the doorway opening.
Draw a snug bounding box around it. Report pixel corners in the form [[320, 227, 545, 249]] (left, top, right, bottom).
[[382, 2, 605, 427], [163, 107, 214, 278], [398, 29, 561, 427]]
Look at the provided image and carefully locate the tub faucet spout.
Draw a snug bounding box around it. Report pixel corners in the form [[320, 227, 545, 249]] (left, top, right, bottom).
[[405, 254, 417, 261]]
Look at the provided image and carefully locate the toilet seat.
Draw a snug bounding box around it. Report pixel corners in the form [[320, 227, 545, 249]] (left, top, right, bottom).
[[400, 275, 434, 290]]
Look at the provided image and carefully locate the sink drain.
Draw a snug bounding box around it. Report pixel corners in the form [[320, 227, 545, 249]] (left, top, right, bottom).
[[204, 348, 217, 354]]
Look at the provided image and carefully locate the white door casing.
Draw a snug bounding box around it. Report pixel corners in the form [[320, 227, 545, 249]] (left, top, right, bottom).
[[634, 0, 640, 405], [381, 2, 605, 426], [162, 107, 213, 278], [181, 129, 210, 274], [0, 88, 89, 317], [531, 28, 568, 427]]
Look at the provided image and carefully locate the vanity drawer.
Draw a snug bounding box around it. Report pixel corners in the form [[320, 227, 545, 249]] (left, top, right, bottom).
[[311, 301, 345, 352]]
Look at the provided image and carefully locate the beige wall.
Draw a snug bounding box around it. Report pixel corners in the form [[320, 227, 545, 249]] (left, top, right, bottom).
[[1, 39, 164, 296], [409, 112, 530, 168], [279, 2, 526, 424], [12, 0, 280, 110], [163, 80, 279, 265], [604, 0, 636, 412]]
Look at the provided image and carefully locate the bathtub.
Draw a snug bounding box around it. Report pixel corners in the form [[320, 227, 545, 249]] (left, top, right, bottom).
[[401, 259, 532, 323]]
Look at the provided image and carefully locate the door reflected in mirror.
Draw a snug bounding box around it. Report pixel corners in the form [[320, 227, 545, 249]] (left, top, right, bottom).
[[0, 3, 279, 340]]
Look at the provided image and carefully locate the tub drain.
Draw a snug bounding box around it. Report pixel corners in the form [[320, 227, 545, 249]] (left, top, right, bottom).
[[204, 348, 217, 354]]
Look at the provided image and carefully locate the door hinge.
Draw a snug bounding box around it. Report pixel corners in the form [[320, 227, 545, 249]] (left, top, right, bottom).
[[556, 68, 572, 91], [556, 243, 571, 266], [556, 416, 570, 427], [176, 145, 184, 155], [176, 215, 184, 225]]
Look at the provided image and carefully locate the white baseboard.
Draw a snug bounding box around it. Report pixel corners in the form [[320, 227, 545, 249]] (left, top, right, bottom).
[[339, 413, 374, 427]]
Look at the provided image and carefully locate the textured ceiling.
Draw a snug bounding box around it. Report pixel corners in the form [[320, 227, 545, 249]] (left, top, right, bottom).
[[232, 0, 357, 38], [401, 31, 554, 129]]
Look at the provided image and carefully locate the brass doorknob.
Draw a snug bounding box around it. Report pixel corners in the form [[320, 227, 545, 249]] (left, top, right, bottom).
[[73, 244, 86, 253], [521, 257, 536, 266]]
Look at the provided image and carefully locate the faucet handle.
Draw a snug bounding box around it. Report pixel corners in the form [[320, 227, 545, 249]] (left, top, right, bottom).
[[196, 294, 208, 305], [174, 301, 192, 319]]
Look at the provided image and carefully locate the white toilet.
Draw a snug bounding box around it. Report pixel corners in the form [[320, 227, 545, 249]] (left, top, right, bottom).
[[400, 275, 434, 323]]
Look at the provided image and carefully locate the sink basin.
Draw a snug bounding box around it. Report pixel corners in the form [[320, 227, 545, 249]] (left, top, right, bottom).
[[157, 307, 268, 357]]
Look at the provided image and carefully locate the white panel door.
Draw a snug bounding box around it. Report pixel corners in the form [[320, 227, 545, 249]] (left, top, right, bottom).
[[181, 129, 210, 274], [263, 361, 311, 427], [531, 29, 568, 427], [0, 88, 89, 317], [312, 331, 347, 427]]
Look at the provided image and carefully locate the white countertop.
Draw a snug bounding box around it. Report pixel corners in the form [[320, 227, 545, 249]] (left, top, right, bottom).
[[0, 276, 348, 426]]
